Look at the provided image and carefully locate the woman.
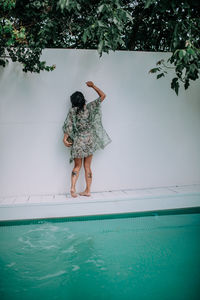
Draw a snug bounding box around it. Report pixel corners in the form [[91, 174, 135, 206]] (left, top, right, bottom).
[[62, 81, 112, 198]]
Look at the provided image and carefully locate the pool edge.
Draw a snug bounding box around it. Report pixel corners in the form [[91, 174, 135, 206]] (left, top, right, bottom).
[[0, 206, 200, 226]]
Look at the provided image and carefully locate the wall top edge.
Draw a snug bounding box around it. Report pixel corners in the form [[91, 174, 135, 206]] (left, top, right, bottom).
[[41, 48, 172, 55]]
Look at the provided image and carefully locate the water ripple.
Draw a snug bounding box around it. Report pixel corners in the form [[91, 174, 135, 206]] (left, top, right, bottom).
[[37, 270, 67, 280]]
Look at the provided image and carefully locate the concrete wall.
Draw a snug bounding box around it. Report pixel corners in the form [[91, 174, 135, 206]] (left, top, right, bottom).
[[0, 49, 200, 196]]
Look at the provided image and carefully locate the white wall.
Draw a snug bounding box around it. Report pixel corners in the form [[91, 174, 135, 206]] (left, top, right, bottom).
[[0, 49, 200, 197]]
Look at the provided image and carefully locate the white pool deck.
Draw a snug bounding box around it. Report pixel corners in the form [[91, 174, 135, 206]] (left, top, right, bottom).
[[0, 184, 200, 222]]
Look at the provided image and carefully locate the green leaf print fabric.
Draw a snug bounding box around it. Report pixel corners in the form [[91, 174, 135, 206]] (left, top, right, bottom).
[[62, 96, 112, 163]]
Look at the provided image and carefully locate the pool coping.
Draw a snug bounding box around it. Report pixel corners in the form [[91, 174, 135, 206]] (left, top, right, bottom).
[[0, 184, 200, 222]]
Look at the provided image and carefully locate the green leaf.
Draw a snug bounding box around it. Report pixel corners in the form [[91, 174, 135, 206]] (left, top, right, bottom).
[[149, 67, 160, 73], [82, 30, 87, 44], [144, 0, 155, 9], [184, 79, 190, 90], [156, 59, 164, 65], [125, 12, 133, 22], [175, 82, 179, 95], [183, 55, 189, 64], [97, 4, 105, 13], [97, 21, 105, 27], [171, 78, 179, 95], [157, 73, 165, 79], [97, 40, 104, 56], [173, 39, 179, 49], [187, 47, 196, 56], [178, 50, 186, 59], [113, 17, 118, 25]]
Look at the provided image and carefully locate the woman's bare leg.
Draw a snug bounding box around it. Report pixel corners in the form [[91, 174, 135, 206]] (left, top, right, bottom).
[[70, 157, 82, 198], [79, 154, 93, 196]]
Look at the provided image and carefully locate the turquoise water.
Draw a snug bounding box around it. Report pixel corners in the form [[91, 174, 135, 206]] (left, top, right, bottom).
[[0, 212, 200, 300]]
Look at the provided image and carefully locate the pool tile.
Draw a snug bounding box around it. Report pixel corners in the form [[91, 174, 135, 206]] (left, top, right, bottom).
[[41, 195, 58, 203], [147, 188, 176, 196], [123, 189, 153, 197], [39, 195, 56, 203], [90, 192, 107, 200], [1, 197, 16, 205], [168, 185, 200, 194], [28, 196, 44, 204], [106, 190, 129, 198], [0, 198, 5, 204], [13, 196, 29, 204], [59, 194, 84, 202]]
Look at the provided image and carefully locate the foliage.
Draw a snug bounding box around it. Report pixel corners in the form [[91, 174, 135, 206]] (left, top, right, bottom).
[[146, 0, 200, 95], [149, 41, 200, 95], [0, 0, 55, 73], [0, 0, 199, 94]]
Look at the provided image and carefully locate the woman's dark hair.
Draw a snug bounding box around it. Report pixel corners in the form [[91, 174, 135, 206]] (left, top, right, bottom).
[[70, 91, 86, 113]]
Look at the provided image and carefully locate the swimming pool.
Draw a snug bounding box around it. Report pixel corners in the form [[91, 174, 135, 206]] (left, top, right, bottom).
[[0, 208, 200, 300]]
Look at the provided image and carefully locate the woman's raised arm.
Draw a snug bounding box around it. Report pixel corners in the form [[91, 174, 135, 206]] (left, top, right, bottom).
[[86, 81, 106, 102]]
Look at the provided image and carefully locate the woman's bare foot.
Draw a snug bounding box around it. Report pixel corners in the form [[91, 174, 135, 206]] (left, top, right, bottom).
[[79, 190, 91, 197], [70, 189, 78, 198]]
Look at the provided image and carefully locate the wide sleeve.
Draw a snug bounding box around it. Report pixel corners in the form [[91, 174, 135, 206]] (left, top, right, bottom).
[[86, 96, 102, 122], [87, 95, 112, 149], [62, 109, 73, 136]]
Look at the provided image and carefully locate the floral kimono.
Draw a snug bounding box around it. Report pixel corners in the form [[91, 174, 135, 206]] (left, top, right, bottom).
[[62, 96, 112, 163]]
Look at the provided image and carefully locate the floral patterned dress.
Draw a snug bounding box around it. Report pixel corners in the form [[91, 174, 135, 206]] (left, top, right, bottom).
[[62, 96, 112, 163]]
